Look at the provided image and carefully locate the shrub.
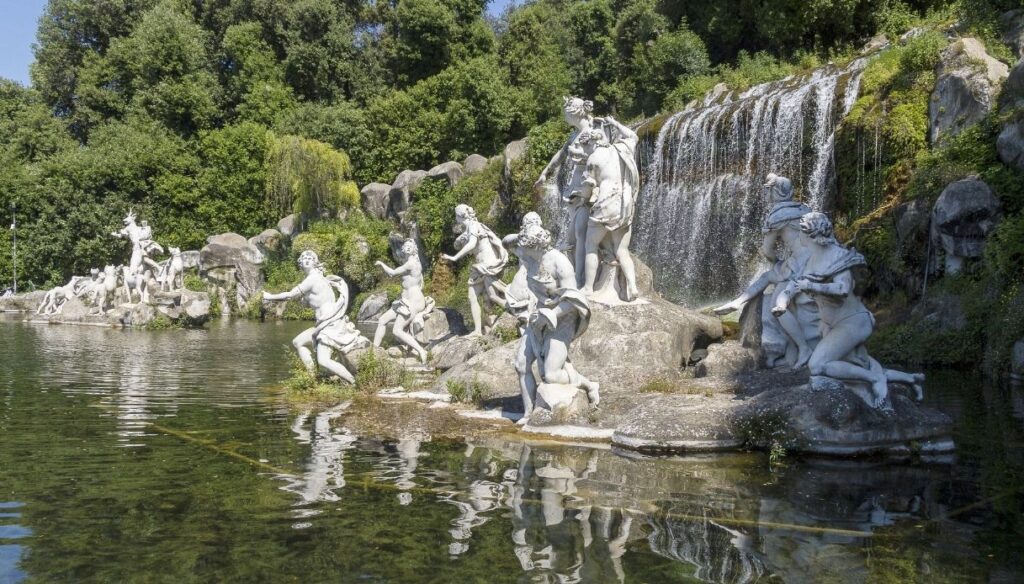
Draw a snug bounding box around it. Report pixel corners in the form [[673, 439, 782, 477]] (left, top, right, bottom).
[[446, 379, 488, 404], [354, 350, 413, 392]]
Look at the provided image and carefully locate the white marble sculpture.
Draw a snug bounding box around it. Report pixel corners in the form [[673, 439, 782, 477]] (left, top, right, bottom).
[[503, 212, 543, 334], [263, 250, 369, 383], [111, 210, 163, 277], [508, 219, 599, 421], [158, 247, 184, 292], [122, 265, 150, 304], [36, 276, 85, 315], [373, 239, 434, 363], [98, 264, 119, 311], [441, 204, 509, 336], [772, 212, 924, 408], [714, 174, 819, 368]]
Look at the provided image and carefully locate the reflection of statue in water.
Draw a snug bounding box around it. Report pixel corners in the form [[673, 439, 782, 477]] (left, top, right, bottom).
[[111, 210, 163, 276], [773, 213, 924, 407], [441, 204, 508, 337], [373, 239, 435, 363], [714, 173, 819, 368], [263, 250, 369, 384], [511, 221, 599, 421], [281, 404, 355, 504]]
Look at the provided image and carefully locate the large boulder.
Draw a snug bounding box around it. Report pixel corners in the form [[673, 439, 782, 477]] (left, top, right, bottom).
[[389, 169, 428, 219], [180, 290, 211, 325], [248, 229, 282, 255], [417, 307, 468, 345], [462, 154, 488, 175], [360, 183, 391, 220], [200, 233, 266, 309], [0, 290, 46, 312], [426, 161, 464, 187], [180, 250, 201, 270], [1002, 9, 1024, 59], [356, 292, 390, 322], [277, 214, 301, 239], [694, 341, 760, 379], [930, 38, 1010, 144], [931, 178, 1002, 274], [997, 60, 1024, 170]]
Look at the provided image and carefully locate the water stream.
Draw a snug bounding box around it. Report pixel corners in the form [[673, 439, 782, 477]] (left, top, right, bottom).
[[632, 60, 867, 307], [1, 317, 1022, 582]]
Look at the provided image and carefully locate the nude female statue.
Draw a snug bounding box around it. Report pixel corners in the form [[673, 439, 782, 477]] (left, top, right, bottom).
[[535, 97, 596, 274], [263, 250, 368, 384], [512, 221, 600, 421], [441, 204, 509, 336], [773, 213, 924, 408], [373, 239, 433, 363], [574, 121, 640, 300]]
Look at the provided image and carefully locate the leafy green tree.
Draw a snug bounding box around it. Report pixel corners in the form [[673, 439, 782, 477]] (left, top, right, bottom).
[[265, 134, 360, 219], [221, 22, 295, 125], [196, 123, 275, 237]]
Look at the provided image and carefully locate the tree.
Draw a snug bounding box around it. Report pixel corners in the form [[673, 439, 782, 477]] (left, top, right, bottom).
[[265, 134, 360, 219]]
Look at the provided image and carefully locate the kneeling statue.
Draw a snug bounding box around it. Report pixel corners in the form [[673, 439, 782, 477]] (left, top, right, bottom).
[[263, 250, 369, 384]]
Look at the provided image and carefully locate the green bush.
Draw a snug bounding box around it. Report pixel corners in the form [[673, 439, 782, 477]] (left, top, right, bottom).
[[354, 350, 413, 393], [446, 379, 488, 405]]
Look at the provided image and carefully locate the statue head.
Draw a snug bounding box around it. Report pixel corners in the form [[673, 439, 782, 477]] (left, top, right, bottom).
[[562, 96, 594, 126], [169, 246, 181, 256], [400, 238, 418, 260], [521, 212, 542, 229], [764, 173, 794, 202], [517, 223, 553, 252], [90, 267, 100, 278], [454, 204, 477, 224], [297, 250, 325, 273], [123, 209, 137, 226], [799, 212, 837, 246]]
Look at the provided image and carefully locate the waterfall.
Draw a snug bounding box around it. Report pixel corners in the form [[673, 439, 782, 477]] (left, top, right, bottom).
[[632, 59, 867, 307]]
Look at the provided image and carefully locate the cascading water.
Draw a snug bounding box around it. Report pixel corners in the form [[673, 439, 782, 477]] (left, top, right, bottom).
[[631, 59, 867, 307]]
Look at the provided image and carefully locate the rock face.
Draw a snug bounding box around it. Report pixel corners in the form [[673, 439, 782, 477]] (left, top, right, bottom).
[[997, 60, 1024, 170], [417, 307, 468, 345], [277, 214, 301, 238], [356, 292, 390, 322], [930, 38, 1010, 144], [436, 298, 723, 404], [931, 178, 1002, 273], [1002, 9, 1024, 59], [426, 161, 463, 187], [360, 183, 391, 220], [694, 341, 760, 378], [462, 154, 488, 175], [200, 232, 266, 309], [248, 229, 282, 255], [389, 169, 427, 218], [0, 291, 46, 312]]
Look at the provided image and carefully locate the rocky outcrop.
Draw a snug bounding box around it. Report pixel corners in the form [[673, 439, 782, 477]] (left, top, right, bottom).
[[277, 214, 301, 238], [1002, 9, 1024, 59], [356, 292, 390, 322], [360, 183, 391, 220], [931, 178, 1002, 274], [997, 59, 1024, 170], [426, 161, 463, 187], [417, 307, 468, 345], [0, 291, 46, 312], [694, 341, 760, 378], [200, 232, 266, 309], [462, 154, 488, 175], [248, 229, 282, 255], [388, 169, 427, 218], [930, 38, 1010, 144]]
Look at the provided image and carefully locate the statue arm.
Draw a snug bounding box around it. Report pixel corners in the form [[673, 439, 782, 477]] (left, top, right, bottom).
[[536, 140, 570, 184], [443, 234, 478, 262], [771, 280, 799, 316], [602, 116, 638, 145], [263, 285, 302, 302], [375, 261, 398, 276], [799, 270, 852, 297], [712, 271, 773, 315]]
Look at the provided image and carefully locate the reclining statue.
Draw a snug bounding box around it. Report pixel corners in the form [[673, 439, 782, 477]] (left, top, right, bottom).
[[772, 212, 924, 408], [441, 204, 508, 337], [263, 250, 369, 384]]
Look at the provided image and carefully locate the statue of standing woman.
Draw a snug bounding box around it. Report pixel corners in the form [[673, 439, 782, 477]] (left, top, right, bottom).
[[441, 204, 509, 337]]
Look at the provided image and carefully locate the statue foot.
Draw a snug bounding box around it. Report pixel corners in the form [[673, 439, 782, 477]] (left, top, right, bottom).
[[794, 347, 811, 370], [466, 331, 483, 338], [516, 415, 530, 426], [580, 286, 594, 297], [871, 379, 890, 409], [586, 383, 601, 408], [912, 373, 925, 401]]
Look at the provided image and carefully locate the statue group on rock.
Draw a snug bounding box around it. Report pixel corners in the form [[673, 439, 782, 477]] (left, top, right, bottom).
[[36, 210, 188, 317]]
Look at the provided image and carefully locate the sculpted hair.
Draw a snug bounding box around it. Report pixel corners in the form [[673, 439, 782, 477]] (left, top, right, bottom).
[[298, 250, 326, 273], [454, 204, 477, 222], [562, 96, 594, 118], [517, 223, 553, 250], [521, 212, 542, 228], [401, 238, 419, 258], [799, 212, 836, 245]]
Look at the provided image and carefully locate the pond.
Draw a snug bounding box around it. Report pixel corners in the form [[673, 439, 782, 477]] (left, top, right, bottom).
[[1, 317, 1022, 583]]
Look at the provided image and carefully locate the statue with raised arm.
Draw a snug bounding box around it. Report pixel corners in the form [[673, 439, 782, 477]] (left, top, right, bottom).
[[263, 250, 369, 384], [713, 173, 818, 368], [574, 119, 641, 301], [772, 213, 924, 408], [111, 210, 163, 276], [503, 212, 543, 334], [535, 97, 596, 273], [373, 239, 434, 363], [511, 221, 599, 421], [441, 204, 509, 336]]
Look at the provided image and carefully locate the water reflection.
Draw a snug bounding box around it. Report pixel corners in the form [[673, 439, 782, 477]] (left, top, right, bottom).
[[1, 317, 1022, 583]]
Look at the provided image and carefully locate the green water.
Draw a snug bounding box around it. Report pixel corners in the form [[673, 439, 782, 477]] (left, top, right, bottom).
[[1, 317, 1023, 583]]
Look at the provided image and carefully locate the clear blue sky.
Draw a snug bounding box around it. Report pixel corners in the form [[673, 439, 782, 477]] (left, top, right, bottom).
[[0, 0, 521, 87]]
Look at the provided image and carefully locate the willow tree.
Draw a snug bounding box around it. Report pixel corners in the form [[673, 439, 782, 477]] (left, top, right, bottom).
[[264, 134, 360, 220]]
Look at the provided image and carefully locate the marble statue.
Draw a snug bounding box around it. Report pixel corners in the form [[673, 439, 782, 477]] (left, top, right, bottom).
[[713, 173, 819, 368], [98, 265, 119, 311], [111, 210, 163, 277], [536, 97, 596, 274], [158, 247, 184, 292], [772, 212, 924, 408], [503, 212, 543, 333], [509, 220, 599, 421], [373, 239, 434, 363], [36, 276, 85, 315], [263, 250, 369, 384], [441, 204, 509, 336], [574, 119, 641, 302], [122, 265, 150, 304]]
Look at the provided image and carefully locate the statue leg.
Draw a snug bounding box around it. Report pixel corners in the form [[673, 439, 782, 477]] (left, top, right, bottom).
[[292, 328, 317, 372], [392, 315, 427, 363], [514, 337, 537, 423], [316, 343, 355, 384], [777, 310, 811, 368], [373, 309, 397, 347], [581, 224, 609, 295], [610, 226, 638, 300], [809, 325, 886, 407], [467, 283, 484, 337], [572, 207, 588, 287], [884, 366, 925, 401]]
